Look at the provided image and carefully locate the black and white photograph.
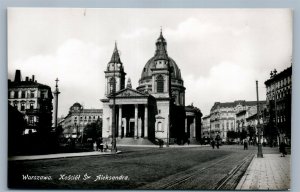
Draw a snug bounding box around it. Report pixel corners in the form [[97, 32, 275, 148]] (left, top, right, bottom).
[[7, 8, 292, 190]]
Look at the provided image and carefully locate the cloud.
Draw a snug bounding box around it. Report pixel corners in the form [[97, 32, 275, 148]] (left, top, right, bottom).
[[185, 61, 259, 115], [9, 39, 106, 116]]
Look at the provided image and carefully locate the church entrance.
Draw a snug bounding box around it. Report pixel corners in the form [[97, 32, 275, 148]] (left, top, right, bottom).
[[128, 121, 135, 137]]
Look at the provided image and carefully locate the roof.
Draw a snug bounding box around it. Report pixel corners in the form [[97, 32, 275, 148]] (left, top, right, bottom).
[[109, 42, 122, 64], [236, 110, 246, 116], [265, 66, 292, 86], [8, 80, 52, 90], [107, 87, 149, 98], [140, 32, 182, 81], [210, 100, 266, 111]]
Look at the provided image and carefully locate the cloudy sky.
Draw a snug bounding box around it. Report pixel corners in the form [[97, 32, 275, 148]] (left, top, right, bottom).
[[8, 8, 292, 117]]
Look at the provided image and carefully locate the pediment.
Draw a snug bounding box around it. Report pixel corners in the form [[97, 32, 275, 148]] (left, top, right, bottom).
[[112, 88, 148, 98]]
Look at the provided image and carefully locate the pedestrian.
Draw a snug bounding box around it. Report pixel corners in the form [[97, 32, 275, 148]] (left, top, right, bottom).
[[216, 141, 220, 149], [244, 139, 248, 150], [187, 139, 190, 145], [211, 140, 215, 149], [279, 141, 287, 157], [93, 141, 97, 151]]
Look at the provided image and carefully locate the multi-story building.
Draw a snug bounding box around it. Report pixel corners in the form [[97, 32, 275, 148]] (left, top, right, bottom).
[[210, 100, 266, 142], [8, 70, 53, 134], [264, 66, 292, 145], [236, 105, 264, 133], [62, 103, 103, 139], [201, 115, 211, 139]]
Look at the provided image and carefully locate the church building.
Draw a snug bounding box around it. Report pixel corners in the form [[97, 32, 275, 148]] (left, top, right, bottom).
[[101, 31, 202, 145]]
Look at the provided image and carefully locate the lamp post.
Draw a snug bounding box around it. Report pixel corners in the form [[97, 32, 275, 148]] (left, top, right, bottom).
[[53, 78, 60, 129], [256, 80, 263, 158], [111, 58, 121, 153]]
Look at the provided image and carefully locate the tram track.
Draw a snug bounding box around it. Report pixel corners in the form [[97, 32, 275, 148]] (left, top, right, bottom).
[[140, 152, 254, 190]]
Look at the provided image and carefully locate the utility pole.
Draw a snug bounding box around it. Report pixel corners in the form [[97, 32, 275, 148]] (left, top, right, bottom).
[[256, 80, 263, 158], [53, 78, 60, 129]]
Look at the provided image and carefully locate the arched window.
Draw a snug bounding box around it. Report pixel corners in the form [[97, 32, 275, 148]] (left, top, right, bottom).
[[109, 77, 116, 93], [156, 75, 164, 93]]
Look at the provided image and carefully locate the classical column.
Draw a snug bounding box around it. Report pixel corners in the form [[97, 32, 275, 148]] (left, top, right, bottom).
[[193, 117, 196, 137], [118, 105, 122, 138], [134, 104, 138, 138], [185, 118, 187, 133], [144, 104, 148, 138], [138, 118, 142, 137], [124, 118, 127, 137], [109, 105, 113, 137]]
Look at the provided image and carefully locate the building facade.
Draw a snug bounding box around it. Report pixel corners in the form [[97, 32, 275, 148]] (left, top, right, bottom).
[[264, 67, 292, 145], [209, 100, 266, 142], [8, 70, 53, 134], [101, 31, 202, 145], [62, 103, 103, 139], [201, 115, 211, 139]]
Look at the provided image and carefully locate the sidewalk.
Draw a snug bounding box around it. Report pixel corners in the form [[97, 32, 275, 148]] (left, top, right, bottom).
[[8, 150, 121, 161], [236, 154, 290, 190]]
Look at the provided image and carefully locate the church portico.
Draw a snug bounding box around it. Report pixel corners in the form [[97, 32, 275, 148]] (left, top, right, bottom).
[[101, 88, 151, 140]]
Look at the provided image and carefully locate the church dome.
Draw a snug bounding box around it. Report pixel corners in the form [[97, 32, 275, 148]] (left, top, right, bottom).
[[140, 56, 182, 81]]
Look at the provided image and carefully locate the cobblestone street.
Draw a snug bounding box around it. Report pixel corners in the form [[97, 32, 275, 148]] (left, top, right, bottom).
[[8, 145, 288, 190]]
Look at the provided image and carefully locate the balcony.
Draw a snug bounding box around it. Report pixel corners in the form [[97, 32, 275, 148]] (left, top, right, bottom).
[[25, 109, 40, 114]]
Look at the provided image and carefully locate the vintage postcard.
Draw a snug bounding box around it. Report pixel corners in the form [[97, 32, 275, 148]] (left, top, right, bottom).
[[7, 8, 292, 190]]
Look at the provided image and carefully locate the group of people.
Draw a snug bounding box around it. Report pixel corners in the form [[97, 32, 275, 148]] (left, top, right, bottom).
[[93, 138, 108, 152], [211, 140, 220, 149]]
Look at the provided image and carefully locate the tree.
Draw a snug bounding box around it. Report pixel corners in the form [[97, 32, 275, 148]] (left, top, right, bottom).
[[227, 131, 238, 140], [83, 119, 102, 141], [239, 130, 247, 141], [247, 125, 256, 142]]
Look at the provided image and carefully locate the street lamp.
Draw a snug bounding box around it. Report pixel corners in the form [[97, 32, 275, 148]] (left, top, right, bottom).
[[111, 59, 121, 153], [256, 80, 263, 158]]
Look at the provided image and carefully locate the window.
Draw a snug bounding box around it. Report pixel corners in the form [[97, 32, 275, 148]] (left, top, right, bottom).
[[29, 102, 34, 110], [29, 116, 34, 125], [156, 75, 164, 93], [13, 101, 18, 108], [30, 91, 35, 98], [109, 77, 116, 93], [21, 103, 26, 111], [41, 91, 48, 99], [14, 91, 18, 98], [21, 91, 26, 98]]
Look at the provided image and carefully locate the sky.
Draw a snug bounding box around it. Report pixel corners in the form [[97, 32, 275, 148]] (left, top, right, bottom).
[[7, 8, 292, 117]]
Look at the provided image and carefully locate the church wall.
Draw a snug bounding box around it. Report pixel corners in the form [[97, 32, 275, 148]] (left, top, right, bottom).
[[154, 100, 170, 140], [102, 103, 111, 138]]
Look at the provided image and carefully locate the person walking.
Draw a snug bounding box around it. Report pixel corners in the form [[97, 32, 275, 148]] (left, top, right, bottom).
[[211, 140, 215, 149], [243, 139, 248, 150], [279, 141, 287, 157]]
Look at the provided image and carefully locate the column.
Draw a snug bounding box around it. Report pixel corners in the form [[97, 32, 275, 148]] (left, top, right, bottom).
[[193, 117, 196, 137], [118, 105, 122, 138], [144, 104, 148, 138], [134, 104, 138, 138], [110, 105, 113, 137], [185, 118, 187, 133], [138, 118, 142, 137], [124, 118, 127, 137]]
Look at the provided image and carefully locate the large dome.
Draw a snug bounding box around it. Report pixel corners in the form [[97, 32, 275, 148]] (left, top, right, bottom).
[[140, 56, 182, 81]]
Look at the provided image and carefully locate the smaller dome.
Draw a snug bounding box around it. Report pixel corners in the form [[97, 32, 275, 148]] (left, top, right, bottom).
[[70, 102, 83, 112]]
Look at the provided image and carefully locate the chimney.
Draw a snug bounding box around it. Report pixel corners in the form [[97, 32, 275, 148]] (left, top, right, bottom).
[[14, 70, 21, 82], [32, 75, 35, 82], [25, 77, 29, 81]]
